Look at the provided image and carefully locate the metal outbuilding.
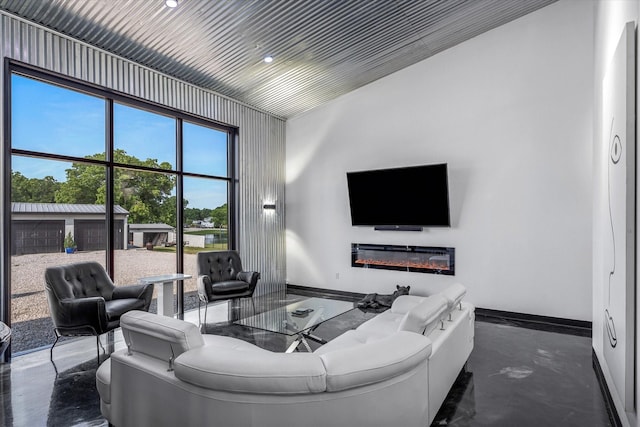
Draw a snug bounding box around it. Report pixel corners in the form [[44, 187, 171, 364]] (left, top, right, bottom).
[[11, 203, 129, 255]]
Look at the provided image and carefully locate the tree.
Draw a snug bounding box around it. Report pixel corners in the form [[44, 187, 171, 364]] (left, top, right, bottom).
[[14, 150, 226, 227], [158, 195, 179, 227], [53, 155, 105, 204], [11, 171, 60, 203], [209, 203, 228, 227], [183, 205, 226, 227], [55, 150, 175, 223]]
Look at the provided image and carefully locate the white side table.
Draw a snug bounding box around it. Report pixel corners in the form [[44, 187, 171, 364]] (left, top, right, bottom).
[[138, 273, 192, 317]]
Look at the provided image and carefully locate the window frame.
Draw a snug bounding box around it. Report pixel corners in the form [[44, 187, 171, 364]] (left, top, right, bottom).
[[1, 60, 238, 358]]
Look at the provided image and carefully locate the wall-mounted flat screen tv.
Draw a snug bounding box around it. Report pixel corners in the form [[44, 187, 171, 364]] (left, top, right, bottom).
[[346, 163, 451, 228]]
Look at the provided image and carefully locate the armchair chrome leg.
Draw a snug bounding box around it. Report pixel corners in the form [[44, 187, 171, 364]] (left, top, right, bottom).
[[50, 326, 103, 364], [250, 297, 256, 315], [105, 330, 115, 354], [50, 332, 61, 362], [198, 295, 210, 327], [97, 335, 106, 354]]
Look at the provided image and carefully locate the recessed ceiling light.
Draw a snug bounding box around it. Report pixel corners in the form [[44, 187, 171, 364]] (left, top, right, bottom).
[[165, 0, 178, 8], [263, 56, 274, 63]]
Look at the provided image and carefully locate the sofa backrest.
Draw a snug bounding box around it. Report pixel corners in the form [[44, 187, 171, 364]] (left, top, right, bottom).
[[171, 330, 431, 395], [399, 294, 448, 335], [440, 282, 467, 310], [390, 295, 425, 315], [120, 311, 205, 365]]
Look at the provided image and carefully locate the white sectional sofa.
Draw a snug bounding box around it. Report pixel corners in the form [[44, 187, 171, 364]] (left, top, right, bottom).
[[96, 284, 474, 427]]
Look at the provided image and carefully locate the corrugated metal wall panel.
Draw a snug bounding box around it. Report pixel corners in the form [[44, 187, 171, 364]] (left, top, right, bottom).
[[0, 11, 286, 296]]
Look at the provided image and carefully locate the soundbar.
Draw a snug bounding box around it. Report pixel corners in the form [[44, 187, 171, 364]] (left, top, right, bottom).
[[374, 225, 423, 232]]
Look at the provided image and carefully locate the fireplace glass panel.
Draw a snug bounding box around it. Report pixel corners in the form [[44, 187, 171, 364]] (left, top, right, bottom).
[[351, 244, 455, 275]]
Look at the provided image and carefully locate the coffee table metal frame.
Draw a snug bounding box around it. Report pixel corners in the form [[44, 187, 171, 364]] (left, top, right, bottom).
[[234, 297, 355, 353]]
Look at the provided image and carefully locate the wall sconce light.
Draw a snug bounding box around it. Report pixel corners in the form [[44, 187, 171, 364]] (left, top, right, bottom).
[[263, 203, 276, 210]]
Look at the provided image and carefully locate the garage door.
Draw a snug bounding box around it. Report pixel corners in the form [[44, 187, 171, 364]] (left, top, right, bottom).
[[12, 220, 64, 255], [75, 220, 124, 251]]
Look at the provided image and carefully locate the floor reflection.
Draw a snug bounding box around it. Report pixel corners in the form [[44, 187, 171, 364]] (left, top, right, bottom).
[[0, 365, 12, 426], [432, 368, 476, 424], [47, 358, 105, 427], [0, 292, 616, 427]]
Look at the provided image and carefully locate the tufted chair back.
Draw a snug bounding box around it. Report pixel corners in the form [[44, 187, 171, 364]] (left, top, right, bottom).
[[197, 251, 244, 283], [45, 261, 116, 301], [44, 261, 153, 363], [195, 250, 260, 325]]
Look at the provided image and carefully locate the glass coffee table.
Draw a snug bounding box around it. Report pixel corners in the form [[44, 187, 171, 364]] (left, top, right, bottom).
[[235, 297, 355, 353]]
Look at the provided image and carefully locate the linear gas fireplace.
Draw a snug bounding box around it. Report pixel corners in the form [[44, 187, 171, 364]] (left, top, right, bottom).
[[351, 243, 455, 275]]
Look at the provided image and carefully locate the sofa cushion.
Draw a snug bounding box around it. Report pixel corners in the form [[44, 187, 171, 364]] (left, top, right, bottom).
[[356, 310, 405, 335], [201, 334, 261, 350], [120, 310, 204, 363], [399, 294, 448, 335], [314, 329, 388, 356], [96, 358, 111, 405], [319, 331, 432, 392], [174, 336, 326, 394], [209, 279, 250, 295]]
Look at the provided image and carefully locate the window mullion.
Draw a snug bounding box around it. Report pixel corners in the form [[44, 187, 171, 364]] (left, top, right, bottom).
[[106, 99, 115, 278]]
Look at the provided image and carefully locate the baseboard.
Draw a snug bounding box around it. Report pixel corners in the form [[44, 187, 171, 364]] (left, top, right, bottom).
[[286, 284, 365, 301], [592, 349, 623, 427], [475, 307, 592, 337]]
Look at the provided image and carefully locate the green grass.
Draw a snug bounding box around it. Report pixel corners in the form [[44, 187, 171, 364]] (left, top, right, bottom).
[[184, 230, 227, 237], [152, 243, 228, 254]]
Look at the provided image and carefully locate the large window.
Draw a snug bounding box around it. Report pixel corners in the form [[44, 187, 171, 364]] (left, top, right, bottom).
[[5, 65, 236, 355]]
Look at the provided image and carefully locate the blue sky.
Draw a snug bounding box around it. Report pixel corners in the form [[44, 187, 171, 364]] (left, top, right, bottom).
[[11, 74, 228, 210]]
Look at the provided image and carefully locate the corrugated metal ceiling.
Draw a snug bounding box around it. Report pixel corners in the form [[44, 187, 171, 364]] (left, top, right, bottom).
[[0, 0, 557, 119]]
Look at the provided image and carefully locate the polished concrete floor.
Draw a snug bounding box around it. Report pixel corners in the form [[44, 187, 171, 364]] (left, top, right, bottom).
[[0, 292, 614, 427]]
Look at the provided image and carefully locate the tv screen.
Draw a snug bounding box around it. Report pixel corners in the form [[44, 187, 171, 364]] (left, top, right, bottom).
[[346, 163, 450, 227]]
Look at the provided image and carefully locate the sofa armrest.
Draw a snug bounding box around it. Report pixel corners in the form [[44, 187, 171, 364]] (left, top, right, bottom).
[[96, 358, 111, 405]]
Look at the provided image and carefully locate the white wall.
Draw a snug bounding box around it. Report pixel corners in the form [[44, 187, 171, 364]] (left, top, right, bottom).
[[286, 0, 594, 321], [593, 1, 639, 426]]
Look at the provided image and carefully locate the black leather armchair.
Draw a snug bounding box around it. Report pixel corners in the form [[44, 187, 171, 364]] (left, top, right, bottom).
[[44, 261, 153, 361], [0, 321, 10, 360], [196, 250, 260, 325]]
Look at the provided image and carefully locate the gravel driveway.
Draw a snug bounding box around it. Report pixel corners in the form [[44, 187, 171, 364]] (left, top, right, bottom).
[[9, 249, 200, 353], [11, 249, 196, 323]]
